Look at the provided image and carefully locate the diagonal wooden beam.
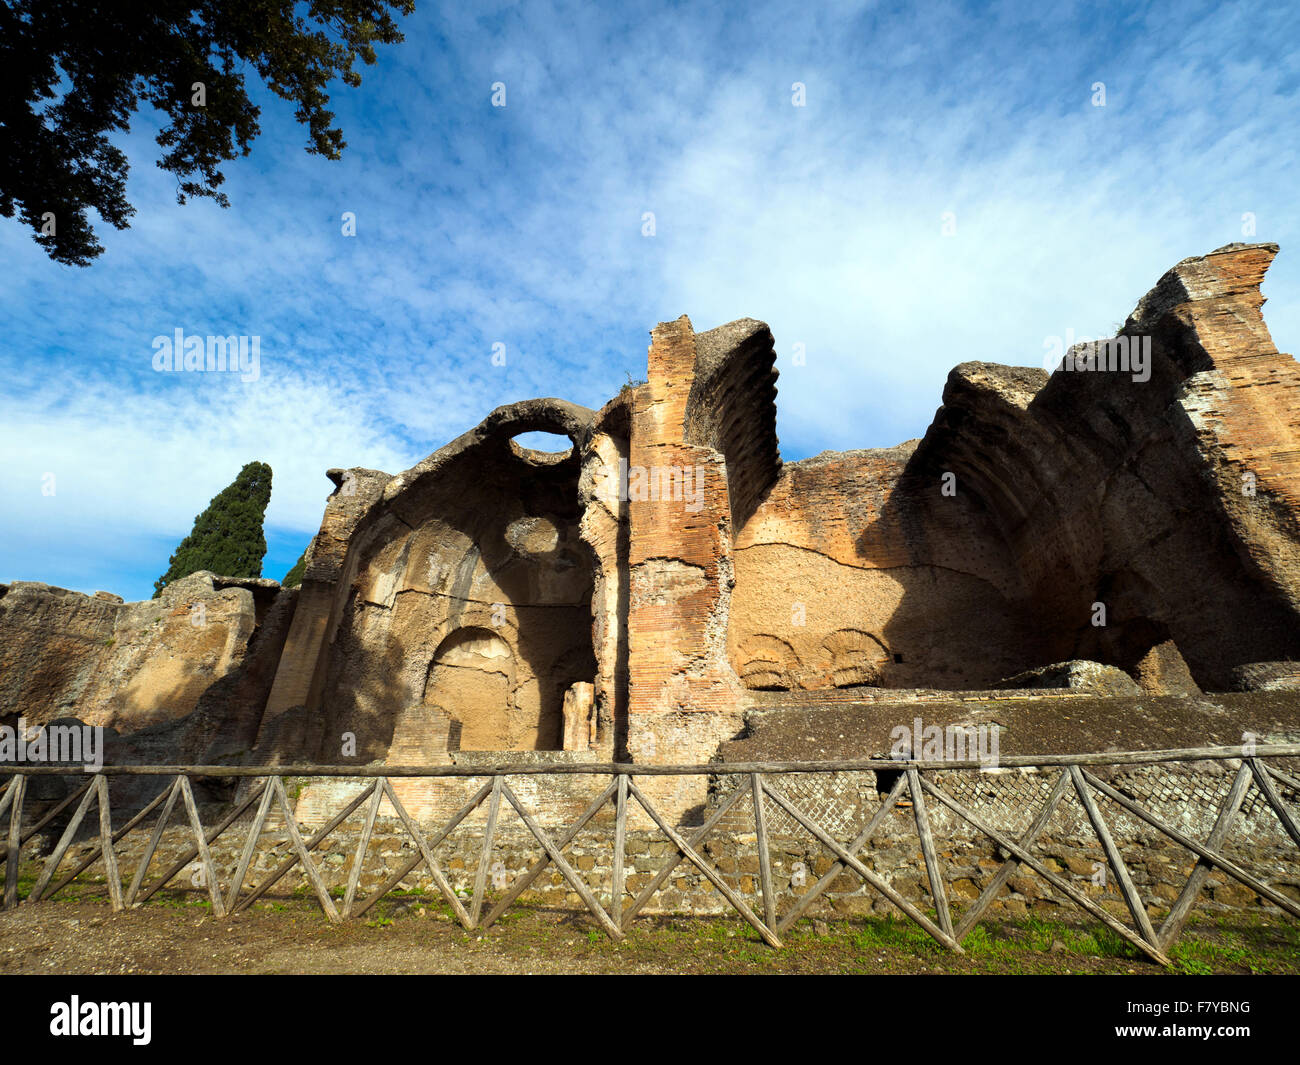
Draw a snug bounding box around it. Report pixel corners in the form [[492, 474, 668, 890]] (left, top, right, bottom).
[[919, 775, 1170, 965], [380, 779, 474, 929], [954, 769, 1070, 941], [627, 779, 781, 948], [623, 782, 749, 924], [136, 781, 271, 907], [126, 777, 183, 907], [1159, 762, 1252, 950], [763, 778, 960, 952], [1264, 764, 1300, 793], [350, 780, 493, 920], [178, 776, 225, 916], [0, 777, 93, 864], [1252, 760, 1300, 849], [342, 779, 385, 918], [480, 777, 618, 931], [223, 780, 276, 913], [272, 777, 339, 922], [908, 768, 953, 938], [777, 770, 909, 935], [1069, 766, 1157, 947], [29, 777, 99, 904], [1081, 769, 1300, 921], [500, 780, 623, 940]]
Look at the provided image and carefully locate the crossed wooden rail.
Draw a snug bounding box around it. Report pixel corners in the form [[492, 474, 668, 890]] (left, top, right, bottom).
[[2, 745, 1299, 967]]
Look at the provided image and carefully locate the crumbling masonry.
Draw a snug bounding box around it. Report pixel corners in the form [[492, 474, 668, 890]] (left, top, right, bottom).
[[3, 242, 1300, 830]]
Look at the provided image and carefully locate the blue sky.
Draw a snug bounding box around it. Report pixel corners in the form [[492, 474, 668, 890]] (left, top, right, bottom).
[[3, 0, 1298, 602]]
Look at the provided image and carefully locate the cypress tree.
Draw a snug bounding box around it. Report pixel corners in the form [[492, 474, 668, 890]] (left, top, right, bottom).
[[282, 550, 307, 588], [153, 461, 273, 597]]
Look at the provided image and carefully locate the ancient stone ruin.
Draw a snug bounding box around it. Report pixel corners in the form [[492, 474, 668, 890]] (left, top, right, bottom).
[[3, 242, 1300, 834]]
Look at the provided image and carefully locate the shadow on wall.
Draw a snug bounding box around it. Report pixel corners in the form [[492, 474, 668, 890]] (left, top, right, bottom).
[[894, 340, 1300, 689], [310, 403, 601, 760], [288, 622, 415, 765], [857, 453, 1050, 690]]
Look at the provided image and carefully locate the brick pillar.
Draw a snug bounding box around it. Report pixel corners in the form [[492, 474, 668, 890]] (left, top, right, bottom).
[[624, 317, 745, 821]]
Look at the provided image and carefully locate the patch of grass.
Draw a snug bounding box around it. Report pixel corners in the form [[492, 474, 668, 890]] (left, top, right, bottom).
[[1017, 915, 1065, 951], [1084, 924, 1141, 959], [958, 923, 1013, 957], [1170, 933, 1280, 975], [955, 916, 1140, 961], [849, 914, 943, 954], [11, 869, 101, 905], [701, 919, 733, 943], [153, 892, 213, 912], [1169, 940, 1220, 975]]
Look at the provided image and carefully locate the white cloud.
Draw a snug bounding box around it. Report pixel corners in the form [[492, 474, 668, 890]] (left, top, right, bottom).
[[0, 371, 414, 546], [2, 0, 1298, 597]]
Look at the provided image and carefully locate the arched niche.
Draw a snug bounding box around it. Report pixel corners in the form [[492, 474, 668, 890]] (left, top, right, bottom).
[[423, 627, 517, 751]]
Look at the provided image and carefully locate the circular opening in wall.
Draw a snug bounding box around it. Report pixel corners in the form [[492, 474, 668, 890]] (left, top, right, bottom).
[[509, 430, 574, 464]]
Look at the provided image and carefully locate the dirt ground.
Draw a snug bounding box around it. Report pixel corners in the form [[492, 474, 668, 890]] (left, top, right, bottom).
[[1, 890, 1297, 975]]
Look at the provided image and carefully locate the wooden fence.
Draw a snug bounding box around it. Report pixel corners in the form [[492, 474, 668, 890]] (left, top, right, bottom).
[[2, 744, 1299, 967]]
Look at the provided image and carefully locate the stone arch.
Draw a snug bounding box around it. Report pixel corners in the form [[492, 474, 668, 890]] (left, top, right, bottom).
[[483, 398, 591, 468], [423, 627, 517, 751], [303, 396, 604, 762]]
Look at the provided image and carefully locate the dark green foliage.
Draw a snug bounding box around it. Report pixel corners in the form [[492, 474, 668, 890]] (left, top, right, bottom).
[[154, 461, 272, 597], [282, 549, 307, 588], [0, 0, 413, 266]]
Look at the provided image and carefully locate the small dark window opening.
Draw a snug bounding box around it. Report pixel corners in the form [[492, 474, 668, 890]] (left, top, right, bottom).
[[876, 767, 905, 799], [893, 653, 904, 664]]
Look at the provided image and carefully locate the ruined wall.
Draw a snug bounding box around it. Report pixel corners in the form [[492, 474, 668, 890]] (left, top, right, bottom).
[[3, 241, 1299, 832], [730, 242, 1300, 693], [257, 399, 603, 827], [731, 441, 1046, 691], [260, 466, 391, 730], [0, 572, 281, 737], [905, 243, 1300, 689]]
